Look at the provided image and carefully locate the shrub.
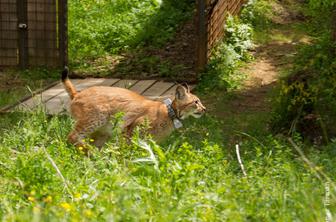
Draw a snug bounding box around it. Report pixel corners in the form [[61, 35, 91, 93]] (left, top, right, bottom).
[[198, 16, 253, 92], [271, 2, 336, 142], [241, 0, 273, 30]]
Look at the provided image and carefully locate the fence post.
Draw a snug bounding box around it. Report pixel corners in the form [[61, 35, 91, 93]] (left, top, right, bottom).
[[58, 0, 68, 67], [196, 0, 208, 73], [17, 0, 28, 68]]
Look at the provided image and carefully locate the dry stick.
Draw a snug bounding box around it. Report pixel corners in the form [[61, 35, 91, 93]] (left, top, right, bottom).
[[288, 138, 336, 197], [42, 146, 73, 198], [235, 131, 266, 148], [288, 138, 324, 180], [235, 144, 247, 177]]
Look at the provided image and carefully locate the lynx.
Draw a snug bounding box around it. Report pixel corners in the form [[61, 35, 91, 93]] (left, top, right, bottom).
[[62, 67, 206, 150]]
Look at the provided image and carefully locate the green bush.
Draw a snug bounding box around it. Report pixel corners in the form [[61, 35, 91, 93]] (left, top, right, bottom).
[[271, 1, 336, 142], [198, 16, 253, 92], [272, 37, 336, 140], [304, 0, 334, 35], [241, 0, 273, 30]]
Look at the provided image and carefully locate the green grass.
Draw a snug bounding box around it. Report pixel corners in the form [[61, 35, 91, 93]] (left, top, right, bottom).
[[1, 0, 335, 220], [0, 107, 335, 221], [0, 68, 59, 109], [68, 0, 193, 66], [67, 0, 195, 80]]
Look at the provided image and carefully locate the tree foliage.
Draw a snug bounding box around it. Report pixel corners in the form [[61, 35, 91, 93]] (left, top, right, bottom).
[[273, 1, 336, 142]]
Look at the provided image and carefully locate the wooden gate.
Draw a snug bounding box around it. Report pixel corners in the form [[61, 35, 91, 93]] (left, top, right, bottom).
[[196, 0, 246, 71], [0, 0, 67, 68]]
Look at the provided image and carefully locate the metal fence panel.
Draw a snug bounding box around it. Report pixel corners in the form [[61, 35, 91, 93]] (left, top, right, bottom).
[[0, 0, 18, 66], [0, 0, 67, 68], [27, 0, 58, 66]]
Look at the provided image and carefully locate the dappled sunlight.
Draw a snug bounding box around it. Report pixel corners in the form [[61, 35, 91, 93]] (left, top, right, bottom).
[[69, 0, 196, 82], [204, 0, 314, 146], [1, 0, 336, 220]]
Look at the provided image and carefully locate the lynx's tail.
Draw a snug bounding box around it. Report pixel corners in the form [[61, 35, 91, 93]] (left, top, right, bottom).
[[61, 67, 77, 100]]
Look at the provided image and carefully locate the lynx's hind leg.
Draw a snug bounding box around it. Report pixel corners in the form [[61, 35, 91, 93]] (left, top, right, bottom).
[[90, 122, 113, 148], [68, 114, 109, 153]]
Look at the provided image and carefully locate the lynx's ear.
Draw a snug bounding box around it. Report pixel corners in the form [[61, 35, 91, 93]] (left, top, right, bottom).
[[175, 85, 188, 100], [182, 83, 190, 93]]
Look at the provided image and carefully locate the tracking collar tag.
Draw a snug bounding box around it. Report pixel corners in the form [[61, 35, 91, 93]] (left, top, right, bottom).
[[173, 118, 183, 129], [163, 98, 183, 129]]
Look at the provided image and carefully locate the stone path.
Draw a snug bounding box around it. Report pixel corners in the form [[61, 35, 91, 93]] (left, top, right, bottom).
[[15, 79, 194, 114]]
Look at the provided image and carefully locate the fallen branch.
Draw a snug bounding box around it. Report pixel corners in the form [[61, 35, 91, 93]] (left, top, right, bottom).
[[42, 146, 73, 197], [235, 131, 266, 148], [288, 138, 324, 180], [235, 144, 247, 177], [288, 138, 336, 198]]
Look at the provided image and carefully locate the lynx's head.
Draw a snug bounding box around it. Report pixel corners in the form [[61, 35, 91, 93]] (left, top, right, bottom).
[[172, 85, 206, 120]]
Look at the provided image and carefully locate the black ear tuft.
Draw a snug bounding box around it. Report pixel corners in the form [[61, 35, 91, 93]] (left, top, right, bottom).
[[182, 83, 190, 92], [61, 66, 69, 81], [175, 85, 187, 100]]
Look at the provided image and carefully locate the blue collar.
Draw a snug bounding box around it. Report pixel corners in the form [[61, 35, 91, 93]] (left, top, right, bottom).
[[163, 98, 183, 129]]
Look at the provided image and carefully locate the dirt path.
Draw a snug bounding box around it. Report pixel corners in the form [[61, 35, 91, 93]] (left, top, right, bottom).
[[209, 0, 310, 143]]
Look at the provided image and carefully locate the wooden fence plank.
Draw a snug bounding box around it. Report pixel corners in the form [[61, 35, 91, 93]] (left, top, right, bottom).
[[142, 81, 175, 97], [44, 79, 108, 114], [19, 80, 80, 110], [129, 80, 157, 94], [146, 84, 195, 101], [13, 79, 195, 114], [18, 79, 120, 111], [44, 79, 126, 114], [100, 78, 120, 86], [112, 79, 138, 89], [202, 0, 245, 63]]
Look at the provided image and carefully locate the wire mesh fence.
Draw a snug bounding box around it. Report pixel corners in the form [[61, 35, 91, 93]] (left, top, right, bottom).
[[0, 0, 18, 66], [0, 0, 67, 68], [1, 0, 242, 72]]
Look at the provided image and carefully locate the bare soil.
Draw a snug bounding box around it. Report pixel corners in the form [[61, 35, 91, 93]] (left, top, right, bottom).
[[207, 0, 310, 141], [234, 42, 297, 113], [233, 0, 309, 112]]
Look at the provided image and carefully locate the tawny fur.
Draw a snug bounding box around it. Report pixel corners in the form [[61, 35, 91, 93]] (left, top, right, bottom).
[[62, 69, 206, 150]]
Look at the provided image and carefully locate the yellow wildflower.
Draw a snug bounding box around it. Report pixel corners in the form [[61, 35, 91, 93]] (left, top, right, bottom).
[[28, 196, 35, 202], [60, 202, 72, 212], [43, 195, 52, 203], [84, 209, 93, 217], [74, 193, 81, 199]]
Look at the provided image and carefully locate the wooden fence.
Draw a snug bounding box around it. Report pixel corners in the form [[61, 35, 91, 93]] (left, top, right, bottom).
[[196, 0, 246, 71], [0, 0, 67, 68]]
